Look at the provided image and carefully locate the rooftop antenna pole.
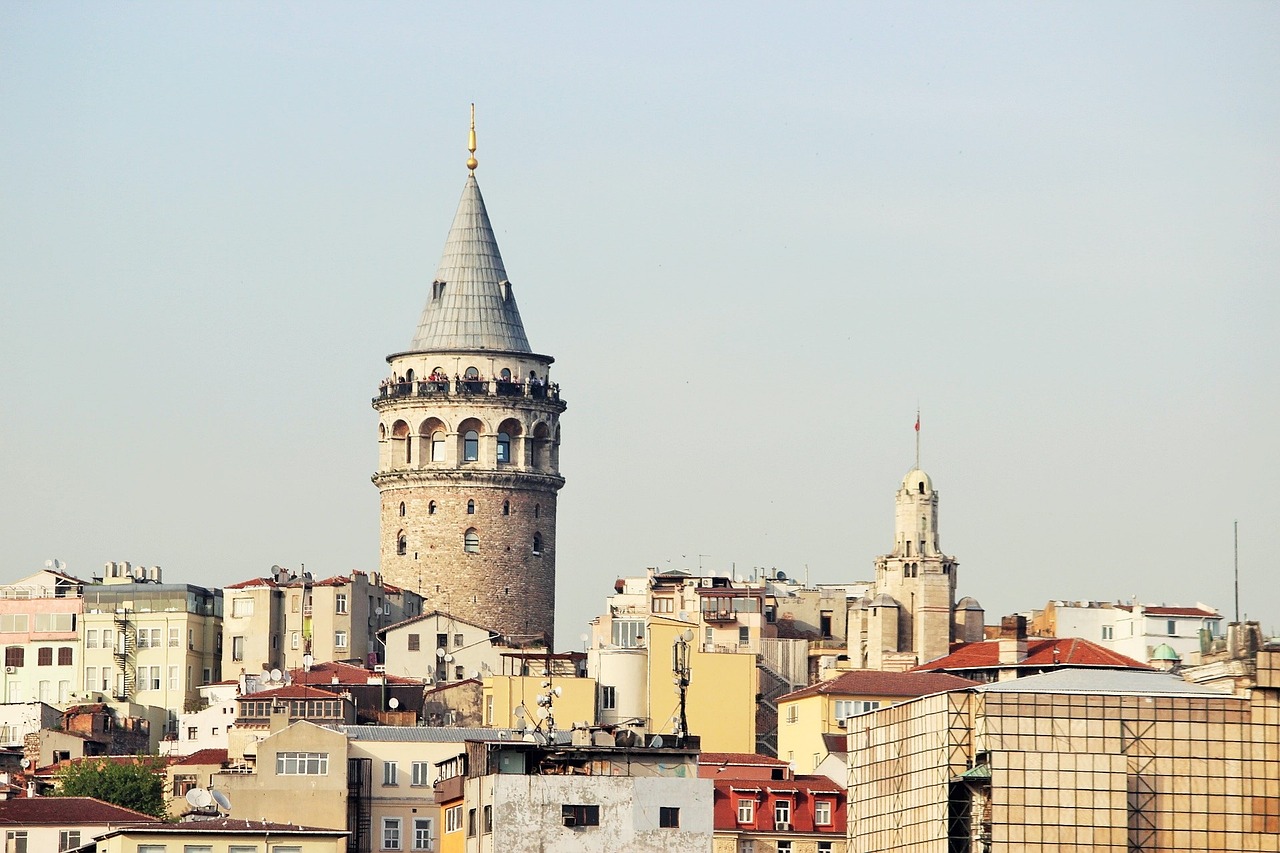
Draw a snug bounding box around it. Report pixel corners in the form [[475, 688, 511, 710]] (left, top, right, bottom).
[[914, 409, 921, 469], [1234, 520, 1239, 623]]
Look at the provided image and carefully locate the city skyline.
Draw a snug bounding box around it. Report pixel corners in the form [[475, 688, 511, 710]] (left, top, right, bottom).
[[2, 4, 1276, 648]]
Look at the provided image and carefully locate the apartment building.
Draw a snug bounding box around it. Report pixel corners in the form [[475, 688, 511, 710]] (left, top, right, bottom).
[[0, 568, 85, 706]]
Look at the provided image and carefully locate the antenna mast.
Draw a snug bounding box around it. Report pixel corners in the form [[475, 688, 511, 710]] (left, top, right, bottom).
[[1234, 520, 1239, 622]]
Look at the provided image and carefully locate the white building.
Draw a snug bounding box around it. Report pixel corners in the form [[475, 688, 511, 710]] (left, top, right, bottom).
[[1033, 600, 1223, 665]]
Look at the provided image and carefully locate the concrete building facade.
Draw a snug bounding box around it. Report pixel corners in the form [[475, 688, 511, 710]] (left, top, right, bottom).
[[372, 134, 565, 645]]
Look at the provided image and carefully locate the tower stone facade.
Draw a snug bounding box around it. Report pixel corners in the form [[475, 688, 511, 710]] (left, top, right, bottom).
[[372, 161, 565, 644], [850, 467, 983, 670]]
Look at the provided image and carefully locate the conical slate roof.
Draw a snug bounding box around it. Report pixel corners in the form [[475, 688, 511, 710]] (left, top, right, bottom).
[[408, 174, 532, 353]]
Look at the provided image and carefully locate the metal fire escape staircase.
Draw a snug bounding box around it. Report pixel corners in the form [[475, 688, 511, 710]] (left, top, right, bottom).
[[113, 610, 134, 701]]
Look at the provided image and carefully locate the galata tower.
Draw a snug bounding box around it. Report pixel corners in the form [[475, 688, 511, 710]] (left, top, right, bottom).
[[372, 112, 565, 644]]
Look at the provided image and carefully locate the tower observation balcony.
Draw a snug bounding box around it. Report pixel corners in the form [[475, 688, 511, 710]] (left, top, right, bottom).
[[373, 378, 564, 409]]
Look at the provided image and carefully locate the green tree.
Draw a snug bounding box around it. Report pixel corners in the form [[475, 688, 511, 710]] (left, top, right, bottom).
[[54, 757, 168, 819]]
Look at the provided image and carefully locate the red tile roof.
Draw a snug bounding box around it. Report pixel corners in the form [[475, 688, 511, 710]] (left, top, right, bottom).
[[288, 660, 421, 686], [700, 752, 789, 767], [714, 774, 844, 794], [173, 749, 229, 767], [779, 670, 978, 702], [912, 637, 1152, 673], [0, 796, 154, 824], [225, 577, 279, 589], [240, 684, 353, 701]]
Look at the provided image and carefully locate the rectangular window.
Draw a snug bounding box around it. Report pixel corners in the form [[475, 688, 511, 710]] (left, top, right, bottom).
[[276, 752, 329, 775], [445, 805, 462, 833], [382, 817, 401, 850], [5, 647, 24, 668], [0, 614, 28, 633], [818, 843, 833, 853], [291, 595, 301, 613], [182, 846, 213, 853], [467, 808, 476, 837], [407, 633, 420, 651], [786, 704, 798, 723], [202, 667, 211, 685], [815, 799, 832, 825], [228, 847, 260, 853], [336, 594, 348, 614], [58, 830, 81, 852], [453, 633, 464, 648], [335, 631, 348, 648], [38, 647, 53, 666], [383, 761, 398, 785], [188, 629, 195, 650], [38, 681, 50, 702], [148, 666, 162, 690], [231, 636, 245, 661], [437, 633, 448, 649], [651, 597, 674, 613], [738, 798, 754, 823], [136, 847, 163, 853], [169, 627, 180, 647], [610, 619, 645, 648], [291, 632, 300, 649], [738, 842, 755, 853], [1167, 620, 1177, 636], [85, 667, 97, 691], [411, 761, 431, 786], [600, 685, 617, 710], [561, 804, 600, 827], [1102, 625, 1114, 640], [86, 630, 99, 649], [738, 626, 750, 646], [58, 647, 73, 666], [777, 844, 793, 853], [483, 804, 492, 833], [168, 665, 179, 690], [102, 629, 113, 652], [659, 807, 680, 827], [412, 818, 434, 850], [232, 598, 255, 617], [775, 800, 791, 824], [34, 613, 74, 632]]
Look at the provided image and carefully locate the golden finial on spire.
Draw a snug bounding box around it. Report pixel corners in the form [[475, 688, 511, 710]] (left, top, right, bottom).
[[466, 103, 478, 172]]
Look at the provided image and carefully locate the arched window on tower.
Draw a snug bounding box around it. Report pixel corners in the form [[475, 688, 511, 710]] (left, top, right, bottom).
[[502, 500, 510, 516], [428, 501, 437, 515], [905, 541, 912, 557], [464, 431, 479, 462], [534, 503, 540, 519], [399, 502, 406, 517], [500, 368, 512, 381], [467, 500, 475, 515], [497, 432, 511, 464], [464, 367, 480, 380], [396, 531, 407, 556], [918, 481, 925, 494], [463, 529, 479, 554], [431, 431, 446, 462], [532, 533, 543, 556]]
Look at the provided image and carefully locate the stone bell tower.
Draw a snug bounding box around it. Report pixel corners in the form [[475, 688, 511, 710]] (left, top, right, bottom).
[[372, 112, 565, 644]]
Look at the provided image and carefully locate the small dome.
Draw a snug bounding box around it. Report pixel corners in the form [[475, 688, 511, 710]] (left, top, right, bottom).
[[849, 596, 872, 611], [956, 596, 983, 611], [902, 468, 933, 493], [1150, 643, 1181, 662], [871, 593, 900, 608]]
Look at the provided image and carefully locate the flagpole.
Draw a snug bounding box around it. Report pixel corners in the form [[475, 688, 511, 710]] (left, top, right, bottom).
[[914, 409, 921, 469]]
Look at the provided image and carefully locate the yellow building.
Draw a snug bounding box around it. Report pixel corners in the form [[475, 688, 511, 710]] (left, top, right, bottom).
[[481, 651, 596, 731], [777, 669, 977, 774], [86, 818, 346, 852]]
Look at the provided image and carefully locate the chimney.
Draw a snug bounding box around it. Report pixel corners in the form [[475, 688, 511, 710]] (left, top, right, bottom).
[[998, 615, 1028, 665]]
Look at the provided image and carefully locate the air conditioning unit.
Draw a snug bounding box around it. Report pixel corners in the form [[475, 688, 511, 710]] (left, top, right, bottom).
[[374, 664, 386, 673], [837, 718, 847, 729], [776, 821, 792, 831], [4, 667, 14, 674]]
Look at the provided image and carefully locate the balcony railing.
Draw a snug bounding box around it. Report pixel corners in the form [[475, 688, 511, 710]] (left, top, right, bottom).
[[375, 379, 562, 405]]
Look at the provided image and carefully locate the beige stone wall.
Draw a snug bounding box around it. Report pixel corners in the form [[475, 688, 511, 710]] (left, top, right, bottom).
[[374, 349, 565, 644], [379, 481, 558, 641]]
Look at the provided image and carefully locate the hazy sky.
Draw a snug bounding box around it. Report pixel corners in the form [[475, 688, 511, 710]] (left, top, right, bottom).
[[2, 3, 1277, 649]]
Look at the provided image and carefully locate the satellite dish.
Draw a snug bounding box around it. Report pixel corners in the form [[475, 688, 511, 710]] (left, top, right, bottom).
[[186, 788, 212, 808], [269, 669, 282, 682], [435, 648, 446, 659], [211, 790, 232, 811], [302, 654, 313, 669], [45, 560, 53, 568], [471, 670, 481, 680], [553, 686, 562, 697], [514, 705, 527, 719], [19, 759, 30, 769], [535, 707, 548, 721], [444, 654, 454, 663], [388, 698, 400, 709], [776, 571, 787, 580], [681, 629, 694, 642], [650, 735, 665, 749]]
